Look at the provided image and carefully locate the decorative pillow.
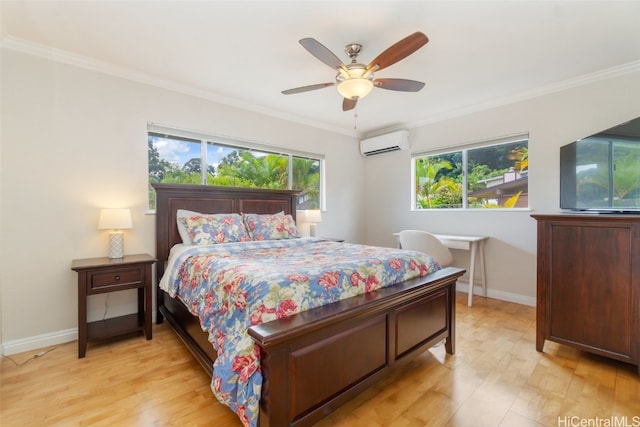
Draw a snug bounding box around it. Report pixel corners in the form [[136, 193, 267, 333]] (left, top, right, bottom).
[[183, 213, 251, 245], [243, 213, 299, 241], [176, 209, 202, 245]]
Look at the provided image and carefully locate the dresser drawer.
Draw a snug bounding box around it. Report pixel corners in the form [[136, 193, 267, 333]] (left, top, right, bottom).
[[89, 268, 142, 291]]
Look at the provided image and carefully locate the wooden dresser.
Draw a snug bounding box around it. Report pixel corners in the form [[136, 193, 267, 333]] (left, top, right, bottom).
[[532, 214, 639, 373]]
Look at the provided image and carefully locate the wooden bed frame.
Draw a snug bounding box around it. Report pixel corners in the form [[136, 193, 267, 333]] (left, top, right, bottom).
[[153, 183, 465, 427]]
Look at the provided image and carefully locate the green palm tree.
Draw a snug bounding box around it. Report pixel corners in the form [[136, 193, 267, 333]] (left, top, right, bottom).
[[415, 158, 460, 208], [216, 151, 287, 188]]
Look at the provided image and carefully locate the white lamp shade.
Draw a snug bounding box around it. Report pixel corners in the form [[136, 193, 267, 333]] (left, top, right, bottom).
[[98, 208, 132, 230], [337, 78, 374, 100], [305, 209, 322, 223]]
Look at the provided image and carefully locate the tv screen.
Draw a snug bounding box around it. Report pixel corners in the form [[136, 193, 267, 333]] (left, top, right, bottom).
[[560, 117, 640, 213]]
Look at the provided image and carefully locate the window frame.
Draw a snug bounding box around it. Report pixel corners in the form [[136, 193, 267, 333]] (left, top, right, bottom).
[[147, 123, 325, 211], [411, 132, 529, 211]]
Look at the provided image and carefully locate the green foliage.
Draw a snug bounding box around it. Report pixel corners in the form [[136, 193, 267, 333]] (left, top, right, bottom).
[[148, 140, 173, 182], [148, 138, 321, 210], [161, 170, 202, 184], [429, 186, 463, 208], [216, 151, 287, 189], [415, 158, 462, 208], [292, 157, 321, 209], [467, 164, 509, 192], [415, 141, 528, 209]]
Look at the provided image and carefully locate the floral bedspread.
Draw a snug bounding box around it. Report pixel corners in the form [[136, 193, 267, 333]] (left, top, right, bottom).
[[159, 238, 440, 427]]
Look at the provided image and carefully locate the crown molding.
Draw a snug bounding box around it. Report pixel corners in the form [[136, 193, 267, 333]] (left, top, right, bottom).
[[408, 60, 640, 129], [3, 35, 637, 137], [1, 36, 359, 138]]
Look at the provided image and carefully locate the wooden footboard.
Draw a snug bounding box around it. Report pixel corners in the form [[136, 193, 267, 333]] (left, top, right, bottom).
[[249, 267, 462, 427]]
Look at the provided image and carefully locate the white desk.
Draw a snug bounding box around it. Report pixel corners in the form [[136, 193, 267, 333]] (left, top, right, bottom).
[[394, 232, 488, 307], [433, 234, 488, 307]]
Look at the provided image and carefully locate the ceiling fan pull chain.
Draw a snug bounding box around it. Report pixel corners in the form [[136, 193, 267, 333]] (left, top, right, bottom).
[[353, 106, 358, 130]]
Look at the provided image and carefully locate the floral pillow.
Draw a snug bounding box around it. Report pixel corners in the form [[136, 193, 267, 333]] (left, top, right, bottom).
[[183, 213, 251, 245], [243, 213, 299, 241], [176, 209, 202, 245]]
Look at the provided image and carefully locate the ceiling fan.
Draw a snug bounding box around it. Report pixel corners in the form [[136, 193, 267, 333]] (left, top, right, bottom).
[[282, 32, 429, 111]]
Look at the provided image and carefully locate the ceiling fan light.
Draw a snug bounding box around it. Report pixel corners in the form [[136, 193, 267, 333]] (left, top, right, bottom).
[[337, 78, 374, 100]]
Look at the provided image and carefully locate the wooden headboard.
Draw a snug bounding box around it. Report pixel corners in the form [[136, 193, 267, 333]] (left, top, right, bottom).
[[152, 183, 299, 273]]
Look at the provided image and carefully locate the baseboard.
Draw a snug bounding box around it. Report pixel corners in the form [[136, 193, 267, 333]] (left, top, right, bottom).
[[455, 281, 536, 307], [1, 328, 78, 356], [1, 311, 159, 356]]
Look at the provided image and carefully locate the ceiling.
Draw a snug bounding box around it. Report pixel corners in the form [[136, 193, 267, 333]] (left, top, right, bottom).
[[2, 1, 640, 137]]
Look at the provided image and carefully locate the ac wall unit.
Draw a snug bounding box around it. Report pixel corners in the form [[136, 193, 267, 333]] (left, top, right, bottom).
[[360, 130, 409, 157]]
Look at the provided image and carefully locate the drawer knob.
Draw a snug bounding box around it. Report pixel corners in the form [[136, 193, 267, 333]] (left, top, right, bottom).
[[115, 275, 120, 281]]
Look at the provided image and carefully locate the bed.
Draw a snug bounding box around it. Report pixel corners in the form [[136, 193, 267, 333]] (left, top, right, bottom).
[[152, 183, 465, 427]]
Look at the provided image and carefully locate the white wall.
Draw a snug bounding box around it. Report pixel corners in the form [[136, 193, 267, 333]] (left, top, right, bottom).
[[0, 42, 3, 347], [0, 48, 364, 353], [363, 70, 640, 305]]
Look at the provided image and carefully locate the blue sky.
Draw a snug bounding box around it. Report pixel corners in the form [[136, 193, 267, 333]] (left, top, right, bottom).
[[152, 136, 231, 169]]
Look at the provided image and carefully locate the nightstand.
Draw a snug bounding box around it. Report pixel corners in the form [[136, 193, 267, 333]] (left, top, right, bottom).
[[71, 253, 156, 358]]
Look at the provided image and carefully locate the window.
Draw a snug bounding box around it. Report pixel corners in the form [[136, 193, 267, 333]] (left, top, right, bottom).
[[147, 124, 324, 211], [412, 133, 528, 209]]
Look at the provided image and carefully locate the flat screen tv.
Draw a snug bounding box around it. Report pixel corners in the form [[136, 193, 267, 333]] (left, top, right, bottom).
[[560, 117, 640, 213]]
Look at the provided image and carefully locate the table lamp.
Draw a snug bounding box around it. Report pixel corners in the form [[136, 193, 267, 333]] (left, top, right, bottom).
[[98, 208, 132, 259], [305, 209, 322, 237]]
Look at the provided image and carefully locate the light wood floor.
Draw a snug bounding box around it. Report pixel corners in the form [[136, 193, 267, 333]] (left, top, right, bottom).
[[2, 293, 640, 426]]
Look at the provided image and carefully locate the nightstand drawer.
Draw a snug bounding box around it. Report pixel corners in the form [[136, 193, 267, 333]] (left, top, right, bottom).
[[89, 268, 141, 290]]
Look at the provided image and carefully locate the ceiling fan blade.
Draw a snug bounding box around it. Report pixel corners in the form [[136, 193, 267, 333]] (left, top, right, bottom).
[[342, 97, 357, 111], [367, 32, 428, 72], [281, 82, 335, 95], [299, 38, 345, 70], [374, 78, 425, 92]]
